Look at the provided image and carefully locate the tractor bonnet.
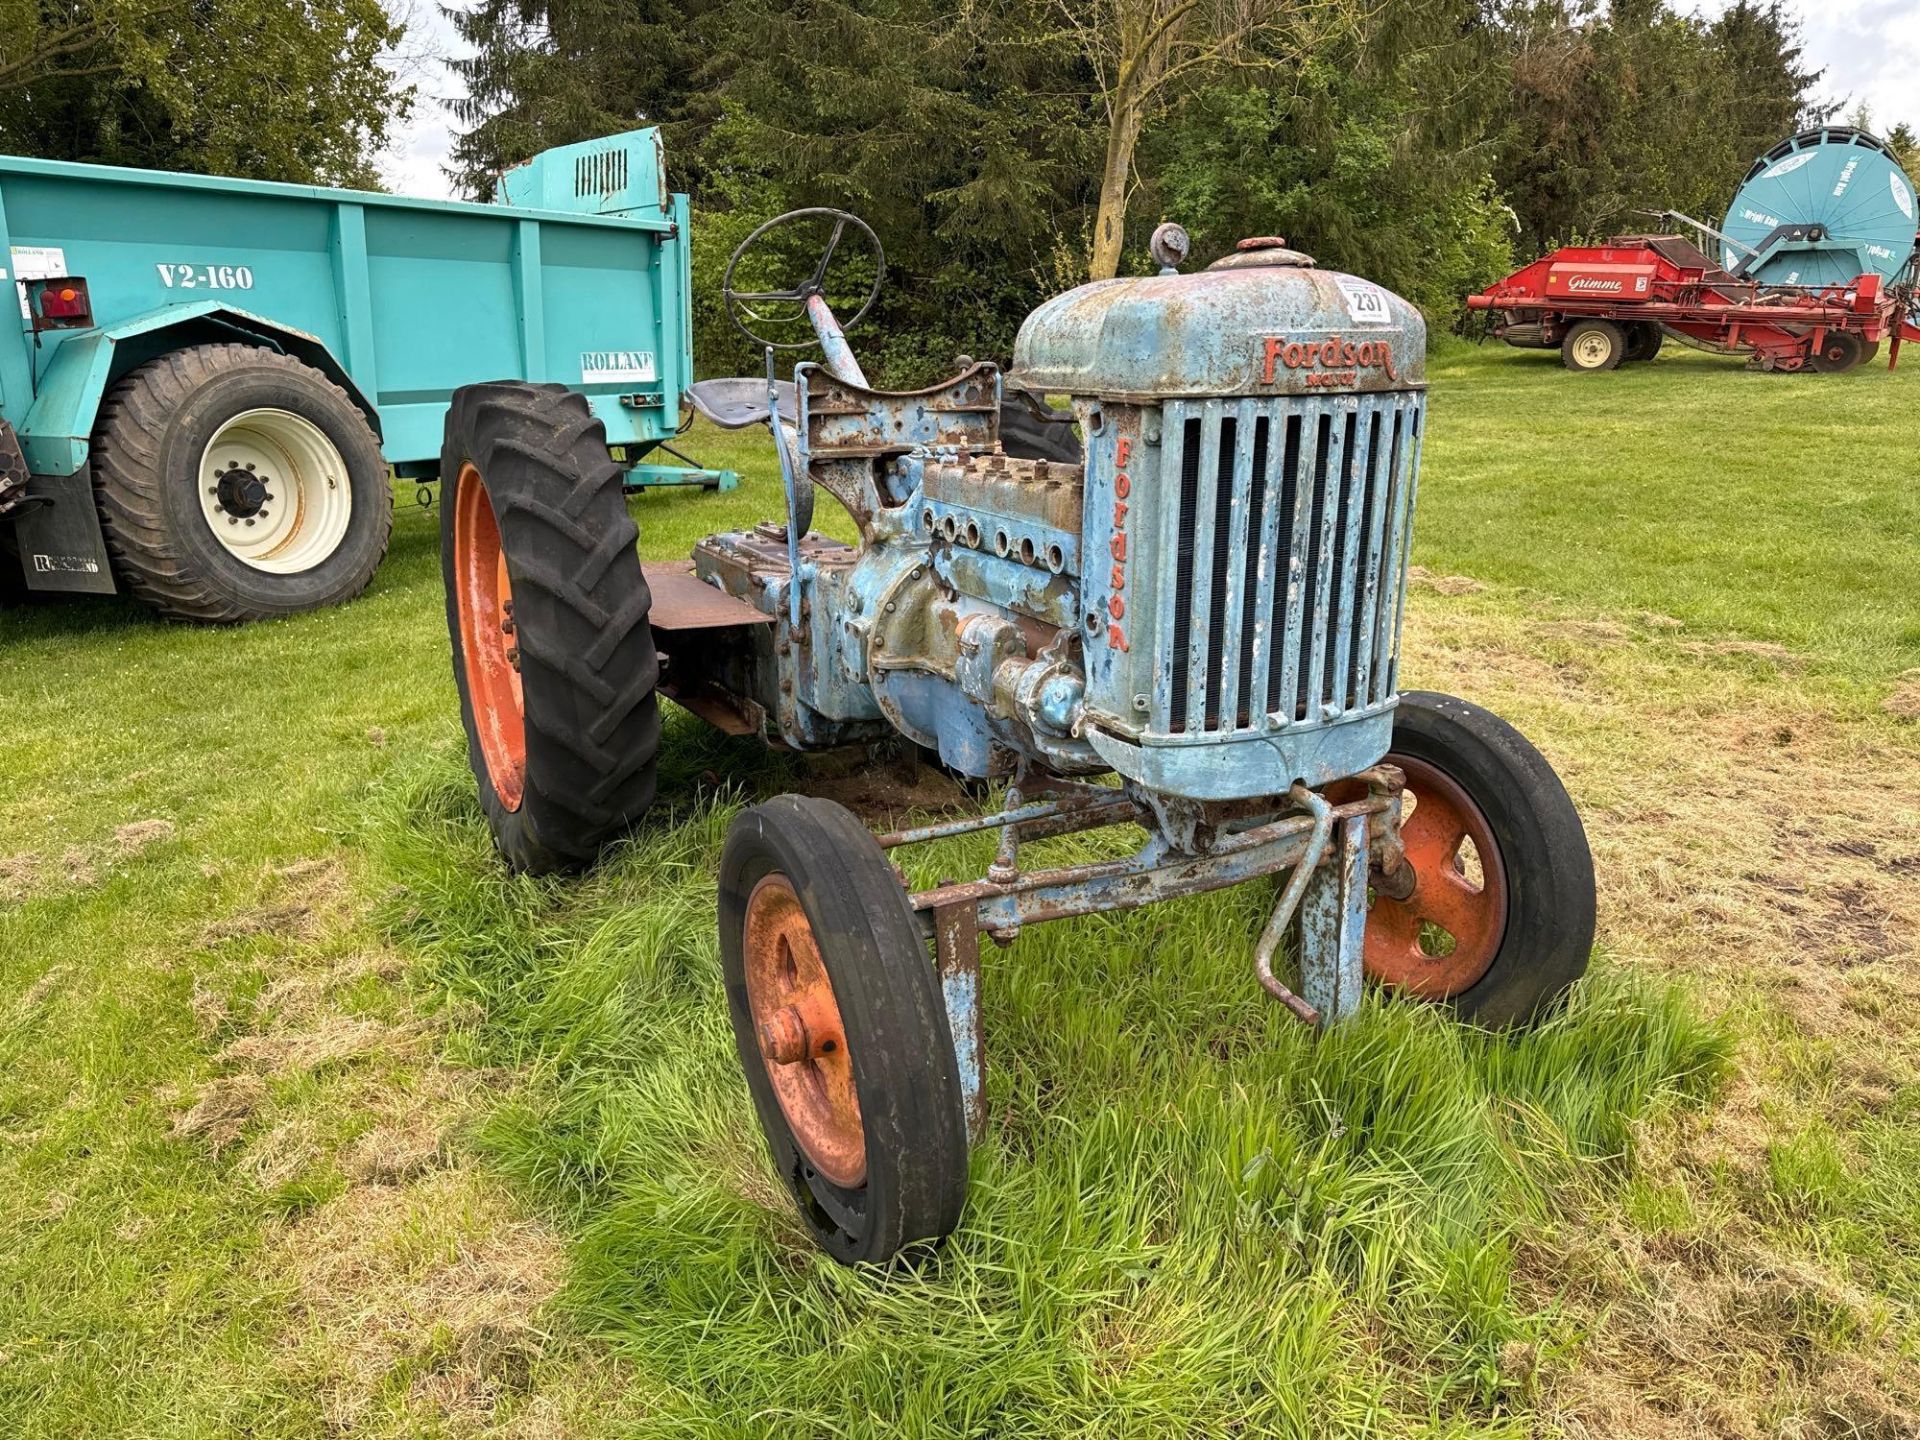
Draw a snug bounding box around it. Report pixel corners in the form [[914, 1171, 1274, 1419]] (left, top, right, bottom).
[[1009, 240, 1427, 400]]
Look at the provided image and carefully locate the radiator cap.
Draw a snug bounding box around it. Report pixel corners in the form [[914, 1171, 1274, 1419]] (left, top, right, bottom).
[[1209, 236, 1317, 270]]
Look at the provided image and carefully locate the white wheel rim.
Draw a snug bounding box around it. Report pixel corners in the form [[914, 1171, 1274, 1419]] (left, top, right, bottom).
[[1573, 332, 1611, 368], [196, 408, 351, 574]]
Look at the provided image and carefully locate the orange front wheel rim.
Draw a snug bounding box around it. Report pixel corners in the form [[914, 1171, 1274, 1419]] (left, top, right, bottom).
[[452, 462, 527, 811], [742, 874, 866, 1188], [1364, 755, 1508, 998]]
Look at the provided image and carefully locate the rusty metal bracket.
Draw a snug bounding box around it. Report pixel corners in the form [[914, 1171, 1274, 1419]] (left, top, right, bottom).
[[933, 899, 985, 1143], [1251, 784, 1333, 1024], [1299, 813, 1370, 1025]]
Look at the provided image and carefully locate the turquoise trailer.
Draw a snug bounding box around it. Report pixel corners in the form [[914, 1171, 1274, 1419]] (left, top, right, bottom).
[[0, 129, 713, 621]]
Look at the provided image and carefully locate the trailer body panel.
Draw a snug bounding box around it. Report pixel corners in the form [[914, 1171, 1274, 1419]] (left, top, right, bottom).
[[0, 130, 687, 480]]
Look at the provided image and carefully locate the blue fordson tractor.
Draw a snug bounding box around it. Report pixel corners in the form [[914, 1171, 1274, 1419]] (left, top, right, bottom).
[[439, 211, 1597, 1263]]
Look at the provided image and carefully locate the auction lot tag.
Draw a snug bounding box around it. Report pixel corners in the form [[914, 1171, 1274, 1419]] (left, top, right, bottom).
[[1335, 275, 1392, 326]]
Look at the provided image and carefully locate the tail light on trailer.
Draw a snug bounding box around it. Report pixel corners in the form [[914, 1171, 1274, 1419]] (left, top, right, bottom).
[[29, 276, 91, 330]]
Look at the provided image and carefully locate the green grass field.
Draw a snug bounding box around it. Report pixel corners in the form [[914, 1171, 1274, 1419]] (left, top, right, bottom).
[[3, 342, 1918, 1437]]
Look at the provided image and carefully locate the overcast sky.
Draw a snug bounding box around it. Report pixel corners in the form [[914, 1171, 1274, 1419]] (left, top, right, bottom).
[[376, 0, 1920, 203]]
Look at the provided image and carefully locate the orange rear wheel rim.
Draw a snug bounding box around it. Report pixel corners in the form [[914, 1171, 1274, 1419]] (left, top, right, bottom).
[[1364, 755, 1508, 998], [743, 874, 866, 1188], [452, 462, 527, 811]]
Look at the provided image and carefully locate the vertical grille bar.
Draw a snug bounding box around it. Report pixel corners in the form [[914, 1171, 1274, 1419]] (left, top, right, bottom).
[[1186, 403, 1225, 731], [1326, 405, 1370, 715], [1235, 414, 1275, 728], [1351, 407, 1392, 706], [1297, 410, 1343, 721], [1160, 403, 1198, 733], [1369, 405, 1408, 706], [1268, 414, 1305, 717], [1383, 404, 1426, 698], [1212, 401, 1257, 728]]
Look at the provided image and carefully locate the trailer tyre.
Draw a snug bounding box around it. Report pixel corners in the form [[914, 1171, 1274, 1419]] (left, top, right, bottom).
[[92, 344, 391, 621], [1561, 319, 1626, 372], [1364, 691, 1595, 1027], [441, 382, 659, 874]]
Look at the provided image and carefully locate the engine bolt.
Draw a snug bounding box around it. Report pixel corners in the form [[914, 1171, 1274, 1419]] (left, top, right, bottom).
[[1133, 694, 1150, 711], [245, 517, 256, 526]]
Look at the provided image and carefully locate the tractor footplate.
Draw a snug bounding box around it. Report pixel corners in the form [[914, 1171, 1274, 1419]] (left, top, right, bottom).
[[642, 560, 772, 632]]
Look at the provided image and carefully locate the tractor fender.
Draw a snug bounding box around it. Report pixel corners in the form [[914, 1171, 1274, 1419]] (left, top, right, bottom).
[[17, 302, 380, 477]]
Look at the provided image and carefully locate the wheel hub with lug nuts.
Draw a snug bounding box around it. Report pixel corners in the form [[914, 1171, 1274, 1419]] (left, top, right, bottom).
[[195, 407, 352, 572], [743, 873, 866, 1188], [211, 463, 273, 521]]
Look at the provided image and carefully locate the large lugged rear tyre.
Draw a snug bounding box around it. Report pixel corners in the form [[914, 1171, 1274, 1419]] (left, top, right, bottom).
[[720, 794, 969, 1264], [1364, 691, 1596, 1027], [440, 382, 659, 874], [92, 344, 391, 621]]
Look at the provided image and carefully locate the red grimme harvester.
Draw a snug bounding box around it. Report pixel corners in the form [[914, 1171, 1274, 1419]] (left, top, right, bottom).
[[1469, 126, 1920, 374], [1467, 233, 1919, 374]]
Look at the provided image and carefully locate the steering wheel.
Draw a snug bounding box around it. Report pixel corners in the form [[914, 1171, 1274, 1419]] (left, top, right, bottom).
[[723, 207, 886, 349]]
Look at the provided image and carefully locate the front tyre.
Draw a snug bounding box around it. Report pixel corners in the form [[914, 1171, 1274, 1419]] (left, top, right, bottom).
[[440, 383, 660, 874], [720, 795, 968, 1264], [1561, 319, 1626, 372], [92, 344, 391, 621], [1364, 691, 1596, 1027]]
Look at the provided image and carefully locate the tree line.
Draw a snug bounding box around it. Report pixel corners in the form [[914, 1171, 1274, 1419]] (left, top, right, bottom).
[[447, 0, 1835, 380], [0, 0, 1900, 384]]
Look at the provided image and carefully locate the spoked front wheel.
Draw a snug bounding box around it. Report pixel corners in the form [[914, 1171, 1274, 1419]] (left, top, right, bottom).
[[719, 795, 967, 1264], [1364, 691, 1596, 1026]]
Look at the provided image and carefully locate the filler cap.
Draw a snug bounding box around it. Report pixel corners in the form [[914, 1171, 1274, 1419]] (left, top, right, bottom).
[[1209, 235, 1316, 271]]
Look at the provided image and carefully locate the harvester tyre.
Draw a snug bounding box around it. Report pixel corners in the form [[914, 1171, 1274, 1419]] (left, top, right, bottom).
[[720, 795, 968, 1265], [1811, 331, 1865, 373], [91, 344, 391, 622], [1561, 320, 1626, 372], [440, 383, 659, 875], [1623, 323, 1663, 362], [1366, 691, 1595, 1028]]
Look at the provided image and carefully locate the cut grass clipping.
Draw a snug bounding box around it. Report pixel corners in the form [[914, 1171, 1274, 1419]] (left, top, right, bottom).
[[371, 717, 1732, 1436]]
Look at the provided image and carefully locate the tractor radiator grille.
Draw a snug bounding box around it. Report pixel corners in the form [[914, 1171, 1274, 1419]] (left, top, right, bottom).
[[1155, 392, 1423, 736]]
